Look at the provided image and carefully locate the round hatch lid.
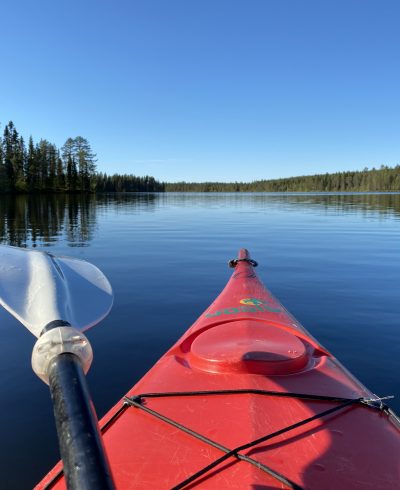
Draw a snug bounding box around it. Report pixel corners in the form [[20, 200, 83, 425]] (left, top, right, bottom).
[[190, 320, 308, 375]]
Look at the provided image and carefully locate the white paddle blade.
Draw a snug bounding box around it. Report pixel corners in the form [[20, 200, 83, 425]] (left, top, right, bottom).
[[0, 246, 113, 337]]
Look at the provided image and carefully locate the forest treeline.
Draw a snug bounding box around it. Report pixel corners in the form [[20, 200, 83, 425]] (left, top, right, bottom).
[[166, 165, 400, 192], [0, 121, 163, 193], [96, 173, 164, 192], [1, 121, 399, 193], [0, 121, 99, 192]]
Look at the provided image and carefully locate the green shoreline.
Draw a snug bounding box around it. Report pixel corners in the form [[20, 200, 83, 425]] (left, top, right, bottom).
[[2, 121, 399, 194]]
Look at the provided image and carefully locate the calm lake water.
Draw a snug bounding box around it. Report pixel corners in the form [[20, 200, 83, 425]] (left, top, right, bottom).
[[0, 192, 399, 489]]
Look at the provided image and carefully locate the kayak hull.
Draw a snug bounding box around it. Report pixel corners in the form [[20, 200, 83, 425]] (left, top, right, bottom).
[[36, 250, 400, 489]]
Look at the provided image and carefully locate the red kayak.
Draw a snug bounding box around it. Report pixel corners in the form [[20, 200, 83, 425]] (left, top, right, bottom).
[[37, 249, 400, 489]]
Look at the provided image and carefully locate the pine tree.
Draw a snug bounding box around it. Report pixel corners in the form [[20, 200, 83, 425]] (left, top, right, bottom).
[[74, 136, 97, 191], [62, 137, 97, 192], [61, 138, 75, 162]]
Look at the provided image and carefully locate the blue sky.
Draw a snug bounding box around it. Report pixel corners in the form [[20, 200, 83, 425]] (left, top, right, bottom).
[[1, 1, 400, 182]]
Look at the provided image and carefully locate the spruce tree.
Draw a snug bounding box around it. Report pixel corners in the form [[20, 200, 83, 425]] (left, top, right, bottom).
[[3, 123, 14, 189], [14, 135, 27, 191], [0, 132, 7, 191], [26, 136, 37, 192]]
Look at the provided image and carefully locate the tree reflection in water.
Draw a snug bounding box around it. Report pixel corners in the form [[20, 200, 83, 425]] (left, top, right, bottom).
[[0, 192, 399, 248], [0, 194, 96, 247]]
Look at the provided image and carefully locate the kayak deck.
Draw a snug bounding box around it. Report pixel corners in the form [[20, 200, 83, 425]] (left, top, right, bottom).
[[37, 250, 400, 489]]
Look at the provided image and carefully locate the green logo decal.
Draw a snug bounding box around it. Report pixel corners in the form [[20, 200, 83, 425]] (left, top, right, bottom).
[[240, 298, 266, 306], [205, 297, 281, 318]]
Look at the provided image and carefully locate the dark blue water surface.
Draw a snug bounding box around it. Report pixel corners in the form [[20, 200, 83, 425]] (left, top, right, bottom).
[[0, 192, 399, 489]]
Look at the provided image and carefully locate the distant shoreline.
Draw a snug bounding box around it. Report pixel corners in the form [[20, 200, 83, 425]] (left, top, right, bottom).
[[2, 121, 399, 194], [1, 163, 400, 194], [163, 166, 400, 192]]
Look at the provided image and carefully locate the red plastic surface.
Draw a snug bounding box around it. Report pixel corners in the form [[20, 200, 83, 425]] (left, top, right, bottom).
[[36, 249, 400, 490]]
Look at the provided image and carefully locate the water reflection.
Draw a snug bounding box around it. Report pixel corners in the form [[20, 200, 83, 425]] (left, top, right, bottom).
[[0, 193, 398, 247], [0, 194, 97, 247], [157, 192, 400, 219], [96, 192, 159, 209]]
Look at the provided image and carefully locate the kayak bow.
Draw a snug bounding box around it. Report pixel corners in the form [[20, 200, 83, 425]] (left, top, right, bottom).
[[37, 249, 400, 489]]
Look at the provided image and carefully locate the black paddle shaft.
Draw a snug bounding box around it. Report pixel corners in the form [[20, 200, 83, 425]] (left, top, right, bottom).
[[47, 353, 115, 490]]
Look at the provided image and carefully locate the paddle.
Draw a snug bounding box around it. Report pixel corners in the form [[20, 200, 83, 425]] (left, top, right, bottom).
[[0, 245, 115, 489]]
